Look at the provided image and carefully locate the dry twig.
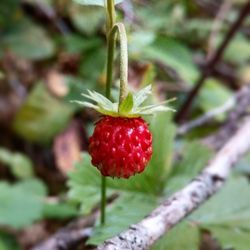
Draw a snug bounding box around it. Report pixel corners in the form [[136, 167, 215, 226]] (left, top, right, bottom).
[[177, 95, 235, 135], [31, 213, 97, 250]]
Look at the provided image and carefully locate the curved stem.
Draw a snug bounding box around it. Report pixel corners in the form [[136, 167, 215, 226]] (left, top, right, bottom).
[[107, 23, 129, 107]]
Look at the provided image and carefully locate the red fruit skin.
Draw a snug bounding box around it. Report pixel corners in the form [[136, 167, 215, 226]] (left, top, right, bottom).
[[89, 116, 153, 178]]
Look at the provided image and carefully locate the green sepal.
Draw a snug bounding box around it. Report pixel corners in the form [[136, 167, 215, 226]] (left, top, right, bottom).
[[72, 85, 175, 118], [118, 92, 134, 115]]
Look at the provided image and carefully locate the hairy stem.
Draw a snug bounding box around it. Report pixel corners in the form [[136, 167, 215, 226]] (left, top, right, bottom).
[[107, 23, 129, 107]]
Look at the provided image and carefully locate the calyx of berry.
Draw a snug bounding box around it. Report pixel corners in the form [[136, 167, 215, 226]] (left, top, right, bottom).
[[73, 85, 175, 118]]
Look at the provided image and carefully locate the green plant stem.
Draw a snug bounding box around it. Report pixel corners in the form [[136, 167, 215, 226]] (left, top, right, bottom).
[[106, 0, 116, 32], [107, 23, 129, 107], [101, 0, 117, 226], [105, 35, 115, 99], [102, 1, 129, 226], [100, 175, 106, 225]]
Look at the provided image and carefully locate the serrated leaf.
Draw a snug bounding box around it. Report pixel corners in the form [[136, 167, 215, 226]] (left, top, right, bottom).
[[88, 193, 157, 245], [191, 177, 250, 229], [68, 154, 155, 214], [68, 154, 105, 214], [152, 222, 199, 250], [146, 113, 176, 192], [173, 141, 213, 177], [74, 0, 124, 6], [165, 141, 213, 195], [119, 92, 134, 114]]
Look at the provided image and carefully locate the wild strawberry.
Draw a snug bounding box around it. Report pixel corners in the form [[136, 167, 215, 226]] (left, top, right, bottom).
[[89, 116, 152, 178], [73, 85, 174, 178]]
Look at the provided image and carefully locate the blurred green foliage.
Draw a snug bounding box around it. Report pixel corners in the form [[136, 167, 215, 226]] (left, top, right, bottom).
[[0, 0, 250, 249]]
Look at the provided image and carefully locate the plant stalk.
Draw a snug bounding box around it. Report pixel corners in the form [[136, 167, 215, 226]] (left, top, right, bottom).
[[107, 23, 129, 107], [100, 175, 106, 225], [106, 0, 116, 33], [101, 0, 117, 226], [102, 0, 129, 225]]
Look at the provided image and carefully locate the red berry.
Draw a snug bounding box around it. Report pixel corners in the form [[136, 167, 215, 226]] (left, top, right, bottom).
[[89, 116, 153, 178]]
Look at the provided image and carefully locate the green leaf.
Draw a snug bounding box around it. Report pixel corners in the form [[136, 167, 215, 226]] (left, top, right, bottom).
[[0, 0, 20, 29], [0, 232, 21, 250], [74, 0, 124, 6], [235, 152, 250, 176], [0, 148, 34, 179], [1, 19, 55, 60], [43, 203, 78, 220], [68, 154, 104, 214], [60, 34, 102, 54], [146, 113, 176, 192], [191, 177, 250, 229], [144, 36, 199, 84], [0, 179, 46, 229], [63, 76, 95, 107], [165, 141, 213, 195], [173, 141, 213, 177], [13, 83, 74, 144], [88, 193, 157, 245], [208, 226, 250, 250], [129, 31, 156, 55], [198, 78, 232, 117], [152, 222, 199, 250], [224, 35, 250, 65], [119, 92, 134, 114], [17, 178, 47, 197], [79, 46, 106, 81], [69, 4, 105, 35]]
